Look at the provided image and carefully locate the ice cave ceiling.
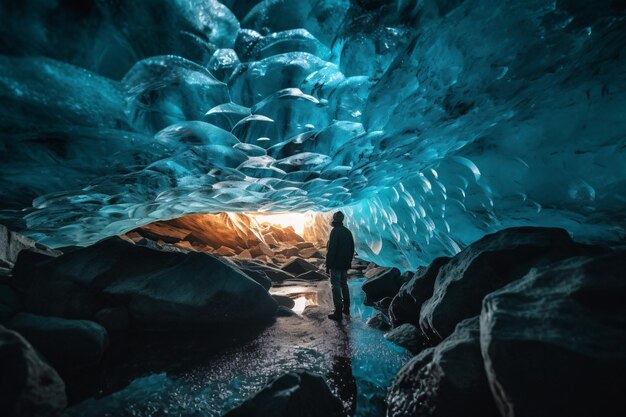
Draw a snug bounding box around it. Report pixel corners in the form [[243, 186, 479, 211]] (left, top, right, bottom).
[[0, 0, 625, 269]]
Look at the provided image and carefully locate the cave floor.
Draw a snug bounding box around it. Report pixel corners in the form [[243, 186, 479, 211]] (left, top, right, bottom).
[[62, 278, 411, 417]]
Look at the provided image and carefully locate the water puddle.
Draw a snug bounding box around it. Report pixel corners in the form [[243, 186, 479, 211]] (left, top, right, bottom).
[[63, 278, 410, 417]]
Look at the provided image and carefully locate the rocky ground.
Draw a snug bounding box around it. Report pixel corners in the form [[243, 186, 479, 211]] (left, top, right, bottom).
[[2, 223, 625, 417]]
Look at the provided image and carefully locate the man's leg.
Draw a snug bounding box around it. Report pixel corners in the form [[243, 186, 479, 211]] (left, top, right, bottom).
[[340, 270, 350, 315], [328, 269, 343, 320]]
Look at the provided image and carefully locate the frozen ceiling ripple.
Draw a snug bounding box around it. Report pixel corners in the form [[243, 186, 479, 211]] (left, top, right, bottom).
[[0, 0, 625, 268]]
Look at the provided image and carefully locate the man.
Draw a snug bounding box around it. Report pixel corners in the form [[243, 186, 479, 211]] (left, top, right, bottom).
[[325, 211, 355, 321]]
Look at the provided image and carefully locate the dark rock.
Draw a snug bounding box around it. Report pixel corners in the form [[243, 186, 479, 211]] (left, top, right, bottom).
[[17, 237, 277, 329], [272, 295, 295, 309], [389, 257, 450, 328], [481, 250, 626, 417], [238, 268, 272, 290], [275, 306, 296, 317], [0, 284, 20, 321], [362, 267, 405, 305], [0, 325, 67, 417], [384, 323, 424, 354], [8, 313, 109, 370], [295, 270, 327, 281], [94, 306, 130, 332], [366, 311, 391, 331], [373, 296, 393, 311], [11, 250, 61, 294], [387, 317, 499, 417], [420, 227, 606, 342], [223, 371, 344, 417], [234, 259, 294, 282], [281, 258, 318, 275]]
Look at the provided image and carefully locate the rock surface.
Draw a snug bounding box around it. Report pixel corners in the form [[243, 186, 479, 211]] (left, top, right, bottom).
[[0, 325, 67, 417], [0, 224, 61, 269], [0, 283, 20, 321], [8, 313, 109, 370], [222, 371, 344, 417], [366, 311, 391, 331], [384, 323, 423, 354], [389, 257, 450, 328], [387, 317, 499, 417], [481, 250, 626, 417], [361, 267, 404, 305], [281, 258, 318, 275], [420, 227, 605, 341], [16, 237, 277, 329]]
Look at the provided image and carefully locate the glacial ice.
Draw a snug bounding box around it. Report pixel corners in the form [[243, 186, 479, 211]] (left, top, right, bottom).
[[0, 0, 625, 269]]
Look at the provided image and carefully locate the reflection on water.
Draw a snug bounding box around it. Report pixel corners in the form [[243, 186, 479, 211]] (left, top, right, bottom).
[[63, 278, 410, 417], [347, 278, 412, 417]]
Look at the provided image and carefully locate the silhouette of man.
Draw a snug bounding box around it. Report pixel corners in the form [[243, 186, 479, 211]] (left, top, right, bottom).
[[325, 211, 355, 321]]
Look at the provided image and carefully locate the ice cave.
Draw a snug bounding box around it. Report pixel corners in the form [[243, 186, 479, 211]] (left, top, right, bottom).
[[0, 1, 625, 416]]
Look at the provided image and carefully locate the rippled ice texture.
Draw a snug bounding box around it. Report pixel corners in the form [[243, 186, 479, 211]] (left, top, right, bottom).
[[0, 1, 625, 268]]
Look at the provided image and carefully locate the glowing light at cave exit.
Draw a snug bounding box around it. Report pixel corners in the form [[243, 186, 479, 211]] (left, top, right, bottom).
[[253, 212, 313, 235]]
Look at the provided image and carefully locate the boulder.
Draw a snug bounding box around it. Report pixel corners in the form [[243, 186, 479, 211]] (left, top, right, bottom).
[[373, 296, 393, 311], [366, 311, 391, 331], [234, 259, 293, 283], [387, 317, 499, 417], [384, 323, 423, 354], [361, 267, 405, 305], [16, 237, 277, 329], [481, 250, 626, 417], [295, 270, 327, 281], [8, 313, 109, 370], [223, 371, 344, 417], [281, 258, 318, 275], [420, 227, 606, 341], [0, 284, 20, 321], [0, 325, 67, 417], [389, 257, 450, 328], [277, 247, 300, 258], [272, 295, 295, 309], [237, 249, 253, 259], [295, 242, 314, 250], [215, 246, 237, 256], [299, 247, 323, 259], [276, 306, 296, 317], [95, 306, 130, 332], [249, 242, 274, 258]]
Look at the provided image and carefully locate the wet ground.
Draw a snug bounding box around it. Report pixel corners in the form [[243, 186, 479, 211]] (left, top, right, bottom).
[[62, 278, 411, 417]]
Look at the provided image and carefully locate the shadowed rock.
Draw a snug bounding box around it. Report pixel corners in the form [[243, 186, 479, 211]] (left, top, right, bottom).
[[281, 258, 318, 275], [481, 250, 626, 417], [8, 313, 109, 370], [387, 317, 499, 417], [362, 267, 405, 305], [389, 256, 450, 328], [15, 237, 277, 329], [223, 371, 344, 417], [420, 227, 607, 342], [0, 325, 67, 417]]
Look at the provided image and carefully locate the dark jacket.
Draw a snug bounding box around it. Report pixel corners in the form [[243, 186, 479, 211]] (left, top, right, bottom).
[[326, 222, 354, 270]]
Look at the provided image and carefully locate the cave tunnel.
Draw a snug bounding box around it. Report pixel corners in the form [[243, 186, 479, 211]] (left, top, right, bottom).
[[0, 1, 625, 417]]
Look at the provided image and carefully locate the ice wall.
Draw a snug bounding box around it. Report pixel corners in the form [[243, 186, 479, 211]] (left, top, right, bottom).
[[0, 1, 625, 268]]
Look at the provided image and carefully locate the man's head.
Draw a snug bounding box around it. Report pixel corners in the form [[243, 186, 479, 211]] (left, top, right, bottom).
[[332, 211, 345, 224]]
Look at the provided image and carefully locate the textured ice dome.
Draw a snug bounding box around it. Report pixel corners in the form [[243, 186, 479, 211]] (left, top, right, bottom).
[[0, 0, 625, 269]]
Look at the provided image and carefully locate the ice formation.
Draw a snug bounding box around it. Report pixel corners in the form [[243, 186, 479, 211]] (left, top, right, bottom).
[[0, 0, 624, 269]]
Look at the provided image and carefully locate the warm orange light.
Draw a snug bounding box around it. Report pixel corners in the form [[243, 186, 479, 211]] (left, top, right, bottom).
[[253, 212, 311, 235]]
